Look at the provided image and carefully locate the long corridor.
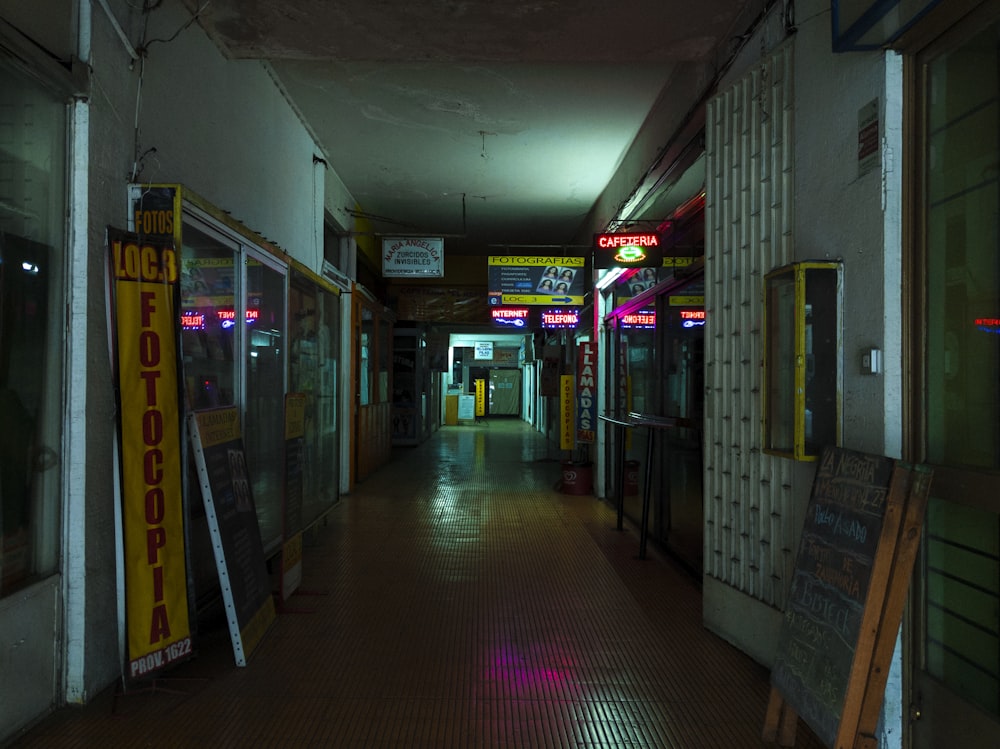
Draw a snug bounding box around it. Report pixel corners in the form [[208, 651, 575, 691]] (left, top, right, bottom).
[[10, 420, 823, 748]]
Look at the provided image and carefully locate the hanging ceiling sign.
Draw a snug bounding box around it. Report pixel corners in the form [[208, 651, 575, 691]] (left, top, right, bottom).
[[382, 237, 444, 277], [541, 308, 581, 329], [491, 306, 531, 328], [594, 232, 663, 269], [487, 255, 586, 306]]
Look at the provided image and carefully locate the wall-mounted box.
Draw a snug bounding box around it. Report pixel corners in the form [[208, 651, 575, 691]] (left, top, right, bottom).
[[763, 261, 843, 461]]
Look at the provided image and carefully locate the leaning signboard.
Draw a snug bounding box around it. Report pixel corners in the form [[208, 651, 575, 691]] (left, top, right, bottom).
[[764, 446, 931, 749], [106, 226, 193, 683], [188, 407, 276, 666]]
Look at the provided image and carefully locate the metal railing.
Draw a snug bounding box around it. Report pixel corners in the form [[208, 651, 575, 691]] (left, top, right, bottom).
[[599, 412, 697, 559]]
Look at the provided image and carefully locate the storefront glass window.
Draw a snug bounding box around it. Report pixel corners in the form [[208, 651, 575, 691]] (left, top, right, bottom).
[[245, 254, 286, 551], [922, 21, 1000, 718], [289, 271, 340, 527], [360, 311, 373, 406], [0, 60, 66, 596], [925, 27, 1000, 472], [377, 317, 390, 403], [179, 223, 239, 408]]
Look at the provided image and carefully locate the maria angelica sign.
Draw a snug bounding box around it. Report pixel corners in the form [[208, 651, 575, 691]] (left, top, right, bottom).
[[106, 227, 193, 681], [382, 237, 444, 277]]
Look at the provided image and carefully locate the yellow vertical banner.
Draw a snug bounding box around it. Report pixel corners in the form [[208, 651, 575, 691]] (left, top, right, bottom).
[[107, 227, 192, 681], [560, 375, 575, 451], [474, 378, 486, 417]]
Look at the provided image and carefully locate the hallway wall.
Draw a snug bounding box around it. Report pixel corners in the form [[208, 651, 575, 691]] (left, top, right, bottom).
[[68, 0, 356, 714], [703, 39, 797, 665], [132, 2, 326, 273], [698, 5, 904, 741]]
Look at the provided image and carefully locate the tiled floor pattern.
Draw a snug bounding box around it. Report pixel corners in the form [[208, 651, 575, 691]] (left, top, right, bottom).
[[9, 419, 823, 748]]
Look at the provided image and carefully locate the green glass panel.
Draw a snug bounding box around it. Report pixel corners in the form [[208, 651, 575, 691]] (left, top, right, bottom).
[[922, 21, 1000, 719]]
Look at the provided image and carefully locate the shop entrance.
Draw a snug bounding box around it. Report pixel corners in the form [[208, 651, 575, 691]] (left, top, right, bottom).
[[909, 8, 1000, 747], [467, 367, 522, 418], [604, 270, 705, 574], [489, 369, 521, 416]]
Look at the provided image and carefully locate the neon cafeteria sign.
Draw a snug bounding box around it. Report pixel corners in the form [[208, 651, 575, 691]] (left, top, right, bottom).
[[593, 232, 663, 268], [596, 233, 660, 249]]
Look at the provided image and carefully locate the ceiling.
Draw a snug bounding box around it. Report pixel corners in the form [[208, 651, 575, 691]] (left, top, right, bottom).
[[182, 0, 750, 257]]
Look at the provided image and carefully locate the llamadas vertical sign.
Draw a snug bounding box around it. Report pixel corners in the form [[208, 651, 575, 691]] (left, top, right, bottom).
[[106, 227, 192, 680], [576, 342, 596, 443]]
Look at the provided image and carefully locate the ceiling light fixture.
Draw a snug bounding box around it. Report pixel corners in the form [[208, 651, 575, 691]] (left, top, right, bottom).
[[595, 267, 628, 291]]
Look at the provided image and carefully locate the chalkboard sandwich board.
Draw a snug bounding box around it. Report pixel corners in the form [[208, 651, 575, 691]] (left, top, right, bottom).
[[763, 446, 932, 749], [188, 408, 277, 667]]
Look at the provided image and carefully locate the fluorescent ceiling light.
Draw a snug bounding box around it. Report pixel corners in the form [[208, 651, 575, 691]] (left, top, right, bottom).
[[595, 267, 627, 291]]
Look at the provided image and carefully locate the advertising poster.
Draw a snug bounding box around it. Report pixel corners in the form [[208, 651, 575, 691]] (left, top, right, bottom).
[[106, 227, 193, 681], [577, 342, 597, 443], [130, 184, 179, 240], [487, 255, 586, 306], [458, 395, 476, 420], [857, 99, 880, 178], [474, 341, 494, 360], [189, 408, 276, 666], [475, 379, 486, 417], [281, 393, 307, 600]]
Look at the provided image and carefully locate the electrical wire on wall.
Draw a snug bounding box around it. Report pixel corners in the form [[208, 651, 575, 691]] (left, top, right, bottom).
[[606, 0, 794, 233], [121, 0, 211, 182]]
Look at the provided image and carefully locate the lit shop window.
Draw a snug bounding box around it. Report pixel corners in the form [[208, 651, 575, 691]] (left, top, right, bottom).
[[0, 60, 67, 596]]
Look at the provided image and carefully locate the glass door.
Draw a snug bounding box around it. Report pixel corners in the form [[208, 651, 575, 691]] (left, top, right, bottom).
[[243, 248, 287, 554], [656, 281, 705, 573], [911, 9, 1000, 747]]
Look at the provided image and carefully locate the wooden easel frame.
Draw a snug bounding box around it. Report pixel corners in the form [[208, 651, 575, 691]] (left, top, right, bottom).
[[763, 462, 932, 749]]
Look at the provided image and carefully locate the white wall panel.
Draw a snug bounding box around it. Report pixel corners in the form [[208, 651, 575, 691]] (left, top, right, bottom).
[[704, 42, 795, 610]]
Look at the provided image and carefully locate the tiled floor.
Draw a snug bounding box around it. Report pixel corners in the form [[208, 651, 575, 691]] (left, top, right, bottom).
[[9, 419, 823, 748]]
